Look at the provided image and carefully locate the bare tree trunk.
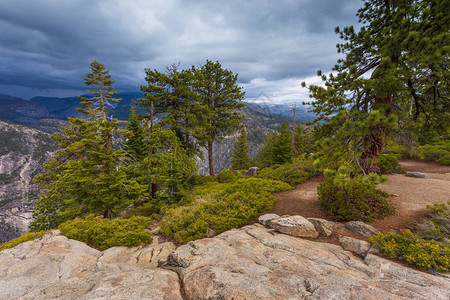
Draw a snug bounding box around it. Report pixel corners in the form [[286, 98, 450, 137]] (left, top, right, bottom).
[[151, 183, 158, 199], [103, 205, 113, 219], [359, 132, 383, 175], [208, 141, 215, 176]]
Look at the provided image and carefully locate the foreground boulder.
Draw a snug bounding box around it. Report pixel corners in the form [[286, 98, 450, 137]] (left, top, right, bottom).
[[1, 224, 449, 300], [0, 231, 182, 300], [164, 224, 449, 300], [269, 215, 319, 238]]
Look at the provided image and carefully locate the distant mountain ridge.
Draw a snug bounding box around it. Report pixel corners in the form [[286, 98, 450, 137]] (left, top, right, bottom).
[[1, 93, 315, 132]]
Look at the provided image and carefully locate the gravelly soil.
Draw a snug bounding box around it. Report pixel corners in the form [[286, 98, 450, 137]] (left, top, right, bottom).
[[263, 159, 450, 234]]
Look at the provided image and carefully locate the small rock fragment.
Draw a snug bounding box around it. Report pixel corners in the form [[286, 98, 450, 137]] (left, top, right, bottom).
[[244, 167, 259, 177], [339, 235, 372, 257], [150, 226, 161, 235], [405, 172, 429, 179], [344, 221, 379, 237], [307, 218, 336, 237], [207, 228, 218, 237], [258, 214, 280, 226]]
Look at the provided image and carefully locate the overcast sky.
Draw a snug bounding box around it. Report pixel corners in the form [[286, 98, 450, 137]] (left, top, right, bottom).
[[0, 0, 362, 103]]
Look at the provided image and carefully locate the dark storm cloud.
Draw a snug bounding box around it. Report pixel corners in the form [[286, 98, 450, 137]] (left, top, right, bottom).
[[0, 0, 361, 101]]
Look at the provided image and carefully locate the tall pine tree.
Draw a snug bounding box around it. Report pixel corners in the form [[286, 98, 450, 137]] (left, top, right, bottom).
[[303, 0, 449, 174], [193, 60, 245, 175], [272, 121, 293, 165], [230, 126, 252, 170], [124, 106, 149, 161], [139, 64, 201, 157], [31, 61, 145, 230]]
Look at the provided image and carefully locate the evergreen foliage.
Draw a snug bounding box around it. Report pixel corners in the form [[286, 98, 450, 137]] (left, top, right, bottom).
[[193, 60, 246, 175], [139, 60, 246, 175], [303, 0, 449, 174], [419, 139, 450, 165], [126, 125, 197, 203], [124, 107, 149, 161], [58, 215, 153, 250], [317, 167, 394, 222], [160, 178, 291, 243], [230, 126, 252, 170], [255, 122, 293, 168], [272, 121, 292, 165], [31, 61, 146, 231], [139, 64, 201, 157], [254, 131, 276, 169], [257, 157, 315, 187], [378, 154, 405, 174], [292, 124, 315, 156], [0, 231, 50, 251]]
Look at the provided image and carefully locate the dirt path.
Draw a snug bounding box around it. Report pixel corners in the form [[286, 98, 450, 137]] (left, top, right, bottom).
[[370, 160, 450, 232], [264, 160, 450, 234]]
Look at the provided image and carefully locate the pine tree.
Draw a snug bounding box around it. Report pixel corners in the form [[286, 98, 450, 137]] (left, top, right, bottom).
[[124, 106, 149, 161], [230, 126, 252, 170], [292, 124, 315, 156], [272, 121, 292, 165], [31, 61, 146, 230], [254, 131, 276, 169], [303, 0, 449, 174], [139, 64, 201, 157], [193, 60, 245, 175], [138, 125, 197, 203]]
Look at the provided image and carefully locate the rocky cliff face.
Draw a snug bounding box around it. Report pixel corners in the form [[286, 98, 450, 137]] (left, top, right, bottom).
[[0, 222, 448, 300], [0, 121, 56, 243]]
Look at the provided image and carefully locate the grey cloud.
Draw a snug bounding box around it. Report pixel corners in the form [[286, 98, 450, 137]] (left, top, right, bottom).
[[0, 0, 361, 99]]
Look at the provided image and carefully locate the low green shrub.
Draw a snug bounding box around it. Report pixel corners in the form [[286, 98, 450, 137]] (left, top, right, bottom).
[[385, 142, 419, 159], [0, 230, 50, 251], [58, 215, 153, 250], [216, 169, 236, 183], [318, 169, 394, 222], [378, 154, 405, 174], [369, 230, 450, 272], [415, 202, 450, 242], [369, 202, 450, 273], [160, 178, 291, 243], [257, 157, 315, 187], [419, 140, 450, 165]]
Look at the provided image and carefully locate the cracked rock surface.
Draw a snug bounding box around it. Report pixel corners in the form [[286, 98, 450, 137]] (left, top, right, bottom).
[[165, 224, 449, 300], [0, 231, 182, 300], [1, 225, 449, 300]]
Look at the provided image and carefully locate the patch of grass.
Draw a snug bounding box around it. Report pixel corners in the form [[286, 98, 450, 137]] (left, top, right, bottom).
[[0, 231, 50, 251]]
